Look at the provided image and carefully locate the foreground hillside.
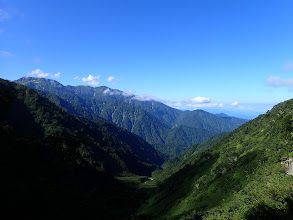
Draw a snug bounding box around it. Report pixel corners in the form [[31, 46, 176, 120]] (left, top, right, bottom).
[[15, 77, 247, 156], [0, 78, 169, 218], [139, 99, 293, 219]]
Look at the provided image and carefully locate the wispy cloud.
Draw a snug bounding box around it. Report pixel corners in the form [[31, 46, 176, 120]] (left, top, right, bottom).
[[266, 76, 293, 88], [132, 94, 166, 102], [166, 96, 214, 109], [106, 76, 122, 85], [103, 88, 134, 97], [169, 102, 224, 110], [73, 76, 80, 80], [82, 74, 100, 86], [102, 86, 247, 113], [230, 101, 244, 109], [28, 68, 61, 78], [53, 72, 61, 78], [129, 93, 226, 110], [184, 96, 211, 104], [0, 9, 11, 22], [106, 76, 115, 82], [0, 50, 12, 57], [124, 88, 135, 96]]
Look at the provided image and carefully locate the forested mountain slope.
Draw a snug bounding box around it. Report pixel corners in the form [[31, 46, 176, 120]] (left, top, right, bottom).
[[0, 78, 168, 219], [15, 77, 247, 156], [0, 79, 164, 176], [154, 132, 229, 184], [139, 99, 293, 219]]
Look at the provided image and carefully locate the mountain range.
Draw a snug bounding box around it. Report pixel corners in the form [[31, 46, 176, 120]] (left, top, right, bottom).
[[2, 77, 293, 219], [0, 78, 168, 219], [15, 77, 247, 157]]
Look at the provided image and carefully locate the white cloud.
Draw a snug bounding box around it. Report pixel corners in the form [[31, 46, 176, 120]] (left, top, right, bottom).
[[0, 9, 11, 22], [185, 96, 211, 104], [173, 102, 183, 107], [124, 88, 135, 96], [82, 74, 100, 86], [29, 69, 49, 78], [168, 102, 224, 110], [107, 76, 115, 82], [106, 76, 122, 85], [0, 50, 12, 57], [132, 95, 154, 101], [266, 76, 293, 87], [28, 68, 61, 78], [52, 72, 61, 78], [231, 101, 239, 106], [73, 76, 80, 80], [188, 103, 221, 108], [103, 88, 134, 97], [125, 88, 135, 93], [103, 88, 121, 96], [103, 88, 111, 94], [131, 94, 169, 103]]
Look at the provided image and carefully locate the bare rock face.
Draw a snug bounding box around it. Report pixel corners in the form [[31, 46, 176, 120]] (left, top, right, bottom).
[[283, 158, 293, 175]]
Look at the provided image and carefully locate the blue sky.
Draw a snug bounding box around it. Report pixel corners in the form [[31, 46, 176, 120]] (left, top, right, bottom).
[[1, 0, 293, 119]]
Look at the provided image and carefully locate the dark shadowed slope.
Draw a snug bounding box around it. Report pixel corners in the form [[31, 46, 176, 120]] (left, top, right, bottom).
[[0, 78, 168, 219], [0, 78, 164, 177]]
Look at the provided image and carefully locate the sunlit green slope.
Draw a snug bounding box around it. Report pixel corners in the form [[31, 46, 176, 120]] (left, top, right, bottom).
[[139, 99, 293, 219]]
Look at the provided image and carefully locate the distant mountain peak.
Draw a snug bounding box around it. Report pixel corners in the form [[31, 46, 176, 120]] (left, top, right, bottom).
[[15, 77, 64, 88]]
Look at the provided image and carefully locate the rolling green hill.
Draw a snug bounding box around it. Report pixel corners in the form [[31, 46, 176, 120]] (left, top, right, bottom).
[[15, 77, 246, 157], [138, 98, 293, 219]]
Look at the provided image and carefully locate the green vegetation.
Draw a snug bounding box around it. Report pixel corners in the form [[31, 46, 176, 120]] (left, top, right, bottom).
[[138, 99, 293, 219], [153, 132, 229, 184], [15, 77, 246, 157], [3, 77, 293, 219], [0, 79, 164, 177]]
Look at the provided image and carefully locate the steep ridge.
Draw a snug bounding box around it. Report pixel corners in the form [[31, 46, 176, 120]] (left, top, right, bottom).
[[139, 99, 293, 219], [0, 79, 164, 176], [15, 77, 247, 157]]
